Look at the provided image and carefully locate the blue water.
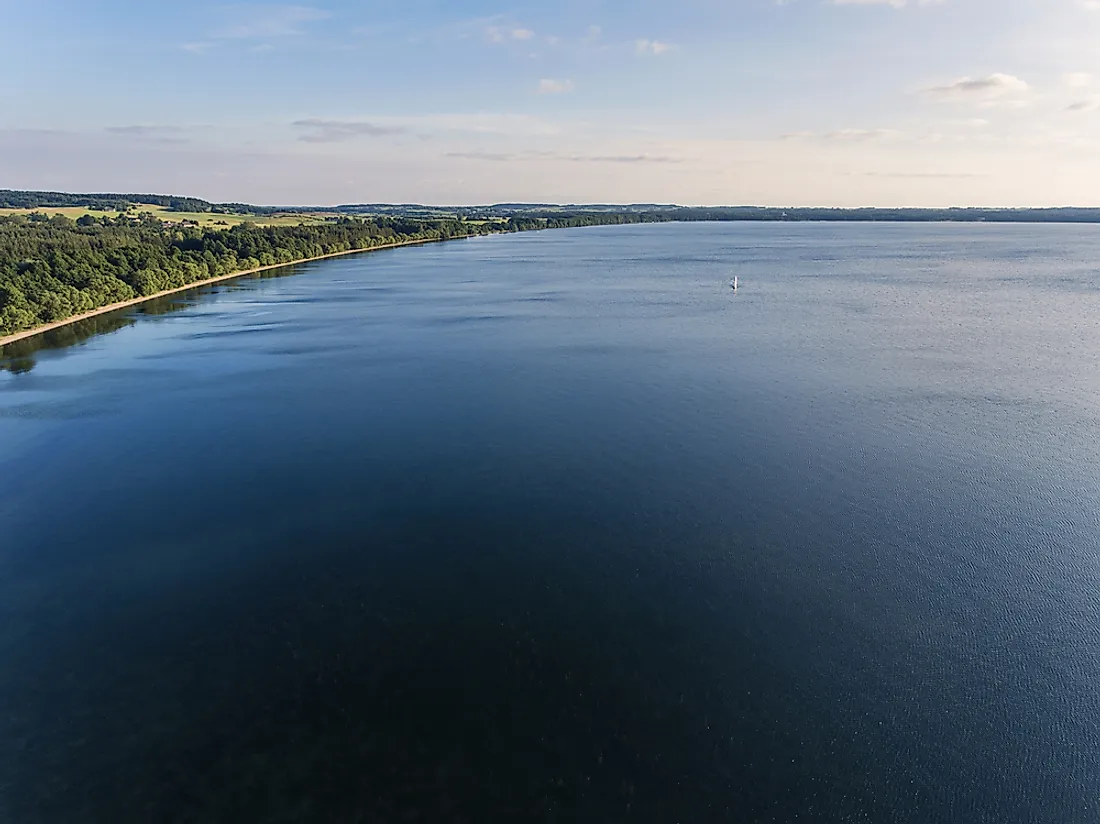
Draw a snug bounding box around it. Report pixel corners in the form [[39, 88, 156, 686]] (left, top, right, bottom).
[[2, 222, 1099, 822]]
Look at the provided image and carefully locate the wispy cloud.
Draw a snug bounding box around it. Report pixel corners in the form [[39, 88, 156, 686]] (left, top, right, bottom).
[[1066, 97, 1100, 112], [922, 73, 1030, 107], [407, 113, 560, 136], [783, 128, 900, 140], [292, 113, 560, 138], [182, 42, 213, 54], [445, 150, 681, 164], [636, 39, 674, 56], [830, 0, 945, 6], [577, 24, 604, 48], [486, 24, 535, 43], [292, 119, 406, 142], [859, 171, 987, 179], [578, 154, 681, 163], [924, 73, 1028, 96], [214, 5, 330, 39], [1, 128, 71, 139], [446, 151, 516, 162], [832, 0, 908, 8], [538, 78, 575, 94], [105, 125, 193, 145], [412, 15, 502, 44], [1063, 72, 1094, 88], [823, 128, 901, 140]]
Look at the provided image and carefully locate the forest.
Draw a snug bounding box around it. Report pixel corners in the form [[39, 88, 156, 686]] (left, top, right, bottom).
[[0, 210, 660, 337], [0, 189, 265, 214]]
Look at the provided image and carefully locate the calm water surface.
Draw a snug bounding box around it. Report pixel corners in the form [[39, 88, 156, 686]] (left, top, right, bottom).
[[2, 223, 1099, 822]]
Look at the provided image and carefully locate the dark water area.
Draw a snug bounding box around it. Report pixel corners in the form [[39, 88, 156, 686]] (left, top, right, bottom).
[[1, 222, 1098, 822]]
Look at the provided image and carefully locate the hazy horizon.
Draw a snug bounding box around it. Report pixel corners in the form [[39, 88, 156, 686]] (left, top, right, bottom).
[[10, 190, 1100, 211], [3, 0, 1099, 206]]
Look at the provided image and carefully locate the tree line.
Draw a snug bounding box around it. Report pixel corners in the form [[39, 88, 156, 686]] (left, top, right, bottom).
[[0, 211, 659, 337], [0, 190, 225, 213]]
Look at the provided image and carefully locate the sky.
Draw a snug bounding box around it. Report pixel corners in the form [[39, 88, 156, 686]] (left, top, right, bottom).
[[1, 0, 1099, 206]]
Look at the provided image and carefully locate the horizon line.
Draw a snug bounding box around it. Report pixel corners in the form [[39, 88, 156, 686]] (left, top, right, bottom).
[[4, 190, 1100, 212]]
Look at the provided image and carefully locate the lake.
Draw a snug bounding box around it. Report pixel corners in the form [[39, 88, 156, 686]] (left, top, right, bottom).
[[2, 222, 1098, 822]]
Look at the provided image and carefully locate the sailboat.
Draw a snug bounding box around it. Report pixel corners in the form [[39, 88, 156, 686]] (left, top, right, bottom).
[[730, 276, 738, 291]]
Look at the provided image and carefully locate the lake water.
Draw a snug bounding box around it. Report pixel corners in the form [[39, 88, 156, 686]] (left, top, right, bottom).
[[2, 222, 1099, 822]]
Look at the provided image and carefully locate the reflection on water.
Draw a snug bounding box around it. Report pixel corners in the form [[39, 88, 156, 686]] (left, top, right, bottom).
[[1, 314, 137, 373], [1, 264, 309, 373]]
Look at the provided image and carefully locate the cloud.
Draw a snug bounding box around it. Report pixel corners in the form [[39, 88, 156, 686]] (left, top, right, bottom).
[[486, 25, 535, 43], [538, 78, 574, 94], [979, 99, 1030, 110], [924, 73, 1028, 96], [182, 42, 212, 54], [214, 5, 330, 39], [1063, 72, 1094, 88], [1079, 0, 1100, 9], [1066, 97, 1100, 112], [582, 25, 602, 46], [636, 39, 674, 56], [922, 73, 1030, 107], [951, 118, 988, 128], [292, 119, 406, 142], [106, 125, 186, 135], [292, 113, 560, 138], [445, 150, 681, 164], [416, 15, 504, 44], [823, 128, 901, 140], [558, 154, 680, 163], [831, 0, 946, 5], [0, 128, 71, 139], [408, 113, 560, 136], [832, 0, 907, 7], [105, 125, 192, 145], [830, 0, 945, 6], [860, 171, 986, 178], [784, 128, 900, 141], [446, 151, 516, 161]]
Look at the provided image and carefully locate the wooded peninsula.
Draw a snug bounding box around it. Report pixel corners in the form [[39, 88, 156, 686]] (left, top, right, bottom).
[[0, 205, 650, 339], [5, 187, 1100, 340]]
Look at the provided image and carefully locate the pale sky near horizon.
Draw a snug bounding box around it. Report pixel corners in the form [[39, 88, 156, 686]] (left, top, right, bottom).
[[1, 0, 1099, 206]]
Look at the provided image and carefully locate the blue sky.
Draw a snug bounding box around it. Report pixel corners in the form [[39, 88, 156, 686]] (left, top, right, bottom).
[[2, 0, 1099, 205]]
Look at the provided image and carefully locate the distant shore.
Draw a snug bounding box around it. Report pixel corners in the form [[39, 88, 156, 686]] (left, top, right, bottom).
[[0, 235, 465, 349]]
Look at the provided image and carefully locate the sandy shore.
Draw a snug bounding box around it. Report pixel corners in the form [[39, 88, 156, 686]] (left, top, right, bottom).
[[0, 235, 468, 348]]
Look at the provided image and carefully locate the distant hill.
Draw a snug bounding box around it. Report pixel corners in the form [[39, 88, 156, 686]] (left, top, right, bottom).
[[4, 190, 1100, 223], [0, 190, 271, 215], [293, 202, 1100, 223]]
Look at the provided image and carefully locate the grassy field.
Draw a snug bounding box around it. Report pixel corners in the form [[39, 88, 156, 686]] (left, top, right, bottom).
[[0, 204, 334, 227]]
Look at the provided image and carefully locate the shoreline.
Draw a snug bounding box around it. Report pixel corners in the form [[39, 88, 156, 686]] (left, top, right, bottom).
[[0, 235, 470, 349]]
